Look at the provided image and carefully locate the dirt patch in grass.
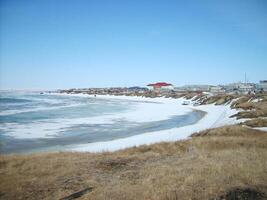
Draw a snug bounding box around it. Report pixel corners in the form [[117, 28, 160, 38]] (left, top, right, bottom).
[[214, 187, 266, 200], [96, 156, 142, 171]]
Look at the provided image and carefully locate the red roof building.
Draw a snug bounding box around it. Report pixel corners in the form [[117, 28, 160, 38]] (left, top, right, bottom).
[[147, 82, 174, 90]]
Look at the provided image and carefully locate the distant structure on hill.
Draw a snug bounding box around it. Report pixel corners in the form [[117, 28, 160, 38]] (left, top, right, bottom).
[[127, 86, 148, 93], [58, 79, 267, 96], [147, 82, 174, 91], [258, 80, 267, 92], [224, 82, 256, 94], [209, 86, 226, 94], [174, 85, 210, 92]]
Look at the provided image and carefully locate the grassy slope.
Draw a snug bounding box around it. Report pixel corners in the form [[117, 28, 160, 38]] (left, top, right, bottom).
[[187, 93, 267, 121], [1, 125, 267, 200]]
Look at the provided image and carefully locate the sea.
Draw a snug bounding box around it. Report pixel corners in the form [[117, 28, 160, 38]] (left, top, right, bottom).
[[0, 91, 204, 154]]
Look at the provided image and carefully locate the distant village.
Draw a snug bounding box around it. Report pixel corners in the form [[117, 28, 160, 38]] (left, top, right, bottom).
[[59, 80, 267, 97]]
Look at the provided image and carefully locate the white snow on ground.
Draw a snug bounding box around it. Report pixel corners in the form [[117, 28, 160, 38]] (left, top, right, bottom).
[[5, 93, 259, 149], [251, 98, 263, 103], [254, 127, 267, 132], [68, 95, 243, 153]]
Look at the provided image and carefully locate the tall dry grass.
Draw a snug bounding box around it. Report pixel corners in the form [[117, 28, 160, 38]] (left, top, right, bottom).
[[220, 94, 267, 119], [242, 118, 267, 127], [0, 125, 267, 200]]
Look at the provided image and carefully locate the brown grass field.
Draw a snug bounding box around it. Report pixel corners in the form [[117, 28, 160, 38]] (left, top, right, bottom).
[[231, 95, 267, 120], [1, 125, 267, 200], [242, 118, 267, 128]]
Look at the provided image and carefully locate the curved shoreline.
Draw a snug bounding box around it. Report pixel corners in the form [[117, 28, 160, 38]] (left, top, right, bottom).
[[65, 94, 240, 152], [0, 93, 207, 154], [0, 92, 242, 154]]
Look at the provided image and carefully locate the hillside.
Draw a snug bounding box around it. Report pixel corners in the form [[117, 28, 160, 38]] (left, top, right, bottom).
[[1, 125, 267, 200]]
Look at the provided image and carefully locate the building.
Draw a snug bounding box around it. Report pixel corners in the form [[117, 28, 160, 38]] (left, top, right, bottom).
[[174, 85, 210, 92], [224, 82, 255, 94], [238, 84, 255, 94], [127, 86, 148, 93], [209, 86, 225, 94], [224, 83, 242, 92], [258, 80, 267, 92], [147, 82, 174, 91], [224, 82, 248, 92]]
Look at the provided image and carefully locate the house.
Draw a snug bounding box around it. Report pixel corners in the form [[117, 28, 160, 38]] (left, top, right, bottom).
[[258, 80, 267, 92], [209, 86, 225, 94], [224, 82, 255, 94], [127, 86, 148, 93], [174, 85, 210, 92], [238, 84, 255, 94], [224, 83, 242, 92], [147, 82, 174, 91]]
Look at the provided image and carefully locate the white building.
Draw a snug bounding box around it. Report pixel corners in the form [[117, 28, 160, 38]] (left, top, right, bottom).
[[224, 82, 255, 94], [238, 84, 255, 94], [209, 86, 225, 94], [174, 85, 210, 92], [259, 80, 267, 92]]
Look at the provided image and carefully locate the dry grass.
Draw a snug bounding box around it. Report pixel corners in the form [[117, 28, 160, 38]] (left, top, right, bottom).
[[183, 92, 200, 100], [242, 118, 267, 127], [200, 95, 236, 105], [231, 96, 253, 109], [1, 125, 267, 200], [231, 95, 267, 119]]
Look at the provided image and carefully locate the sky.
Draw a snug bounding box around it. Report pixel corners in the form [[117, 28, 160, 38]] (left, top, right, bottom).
[[0, 0, 267, 90]]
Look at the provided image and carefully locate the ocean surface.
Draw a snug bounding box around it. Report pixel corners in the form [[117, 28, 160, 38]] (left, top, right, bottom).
[[0, 91, 205, 154]]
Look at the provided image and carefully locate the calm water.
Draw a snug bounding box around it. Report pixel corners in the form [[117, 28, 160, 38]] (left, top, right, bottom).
[[0, 91, 204, 154]]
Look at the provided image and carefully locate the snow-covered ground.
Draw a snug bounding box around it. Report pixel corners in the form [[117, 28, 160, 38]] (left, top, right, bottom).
[[254, 127, 267, 132], [68, 94, 243, 152]]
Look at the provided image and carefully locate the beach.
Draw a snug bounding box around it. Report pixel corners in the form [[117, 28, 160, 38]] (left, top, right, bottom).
[[1, 93, 267, 200], [1, 92, 264, 154], [66, 94, 241, 152], [0, 92, 204, 154]]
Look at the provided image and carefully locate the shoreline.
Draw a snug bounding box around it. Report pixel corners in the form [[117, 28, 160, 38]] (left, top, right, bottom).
[[0, 92, 204, 154], [1, 92, 252, 154], [58, 93, 241, 153]]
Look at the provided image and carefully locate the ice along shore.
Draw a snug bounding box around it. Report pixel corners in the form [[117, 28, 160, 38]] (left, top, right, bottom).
[[61, 94, 241, 152]]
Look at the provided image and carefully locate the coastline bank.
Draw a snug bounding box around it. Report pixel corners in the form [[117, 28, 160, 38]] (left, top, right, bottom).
[[0, 92, 204, 154], [2, 91, 263, 154], [1, 94, 267, 200], [2, 124, 266, 200], [59, 93, 242, 152]]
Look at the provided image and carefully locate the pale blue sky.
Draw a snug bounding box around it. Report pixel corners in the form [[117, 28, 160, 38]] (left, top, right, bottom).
[[0, 0, 267, 90]]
